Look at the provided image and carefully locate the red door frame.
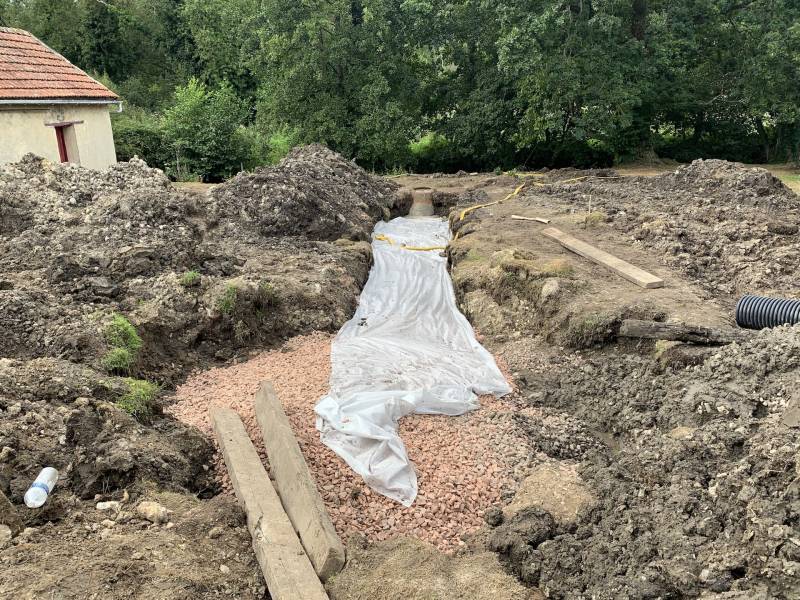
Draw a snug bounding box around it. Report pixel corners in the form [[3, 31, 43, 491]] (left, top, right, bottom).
[[54, 126, 68, 163]]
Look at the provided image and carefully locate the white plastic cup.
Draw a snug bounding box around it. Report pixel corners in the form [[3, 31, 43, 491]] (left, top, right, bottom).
[[24, 467, 59, 508]]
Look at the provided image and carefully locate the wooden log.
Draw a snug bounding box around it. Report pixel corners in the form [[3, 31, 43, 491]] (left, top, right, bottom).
[[255, 382, 345, 581], [511, 214, 550, 224], [211, 409, 329, 600], [619, 319, 754, 345], [542, 227, 664, 289]]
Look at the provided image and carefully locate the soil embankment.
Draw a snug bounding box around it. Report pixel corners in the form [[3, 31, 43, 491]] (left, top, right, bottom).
[[0, 146, 400, 598]]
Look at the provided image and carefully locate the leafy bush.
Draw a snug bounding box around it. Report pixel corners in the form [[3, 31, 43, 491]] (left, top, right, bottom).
[[265, 126, 301, 165], [117, 378, 160, 421], [232, 125, 271, 170], [162, 78, 250, 181], [113, 107, 170, 168], [409, 132, 457, 173]]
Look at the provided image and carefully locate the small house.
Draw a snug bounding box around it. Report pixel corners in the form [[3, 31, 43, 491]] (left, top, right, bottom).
[[0, 27, 119, 169]]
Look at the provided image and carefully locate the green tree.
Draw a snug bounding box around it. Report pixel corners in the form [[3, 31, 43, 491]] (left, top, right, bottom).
[[162, 78, 249, 180]]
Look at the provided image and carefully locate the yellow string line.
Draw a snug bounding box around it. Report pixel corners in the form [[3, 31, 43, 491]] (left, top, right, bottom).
[[458, 182, 527, 222], [374, 233, 446, 252], [377, 174, 617, 248], [529, 175, 622, 186]]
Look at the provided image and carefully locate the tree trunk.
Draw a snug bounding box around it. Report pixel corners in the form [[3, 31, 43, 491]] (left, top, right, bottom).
[[631, 0, 648, 41], [754, 117, 771, 163]]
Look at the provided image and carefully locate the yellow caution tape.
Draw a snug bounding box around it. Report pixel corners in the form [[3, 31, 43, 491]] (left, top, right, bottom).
[[374, 233, 446, 252]]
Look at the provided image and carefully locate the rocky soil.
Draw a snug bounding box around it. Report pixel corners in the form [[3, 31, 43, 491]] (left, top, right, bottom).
[[0, 147, 401, 598], [530, 159, 800, 299], [4, 150, 800, 599], [489, 326, 800, 599], [441, 161, 800, 599]]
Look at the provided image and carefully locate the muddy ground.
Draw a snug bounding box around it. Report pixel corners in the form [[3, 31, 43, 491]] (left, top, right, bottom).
[[2, 153, 800, 599]]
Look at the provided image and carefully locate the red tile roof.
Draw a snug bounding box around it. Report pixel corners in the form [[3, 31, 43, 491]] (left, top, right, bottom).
[[0, 28, 117, 101]]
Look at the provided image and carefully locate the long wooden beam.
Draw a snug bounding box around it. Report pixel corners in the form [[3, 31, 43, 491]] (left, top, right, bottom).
[[619, 319, 753, 345], [255, 382, 345, 582], [542, 227, 664, 289], [211, 408, 329, 600]]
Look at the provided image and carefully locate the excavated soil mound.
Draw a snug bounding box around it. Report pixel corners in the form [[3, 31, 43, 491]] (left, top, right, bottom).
[[0, 147, 401, 588], [530, 159, 800, 298], [495, 325, 800, 599], [211, 144, 399, 241]]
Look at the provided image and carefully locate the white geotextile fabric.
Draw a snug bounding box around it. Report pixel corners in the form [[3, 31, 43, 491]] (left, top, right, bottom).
[[315, 216, 511, 506]]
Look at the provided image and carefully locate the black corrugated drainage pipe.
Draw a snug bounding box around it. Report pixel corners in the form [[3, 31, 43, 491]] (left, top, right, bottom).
[[735, 294, 800, 330]]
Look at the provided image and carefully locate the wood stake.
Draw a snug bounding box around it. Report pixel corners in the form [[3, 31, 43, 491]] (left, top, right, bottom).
[[511, 214, 550, 224], [619, 319, 753, 345]]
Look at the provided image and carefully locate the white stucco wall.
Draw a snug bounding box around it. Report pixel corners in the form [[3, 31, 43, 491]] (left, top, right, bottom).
[[0, 104, 117, 170]]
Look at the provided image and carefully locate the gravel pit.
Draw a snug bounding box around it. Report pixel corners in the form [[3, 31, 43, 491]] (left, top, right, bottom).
[[169, 332, 524, 552]]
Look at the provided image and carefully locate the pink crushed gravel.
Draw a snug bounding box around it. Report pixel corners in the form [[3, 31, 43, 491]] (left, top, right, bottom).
[[169, 332, 523, 552]]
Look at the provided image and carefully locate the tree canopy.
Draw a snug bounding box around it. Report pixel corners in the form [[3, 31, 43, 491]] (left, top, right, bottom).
[[2, 0, 798, 179]]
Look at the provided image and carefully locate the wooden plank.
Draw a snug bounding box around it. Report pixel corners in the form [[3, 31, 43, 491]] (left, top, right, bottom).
[[211, 409, 329, 600], [619, 319, 753, 345], [255, 382, 345, 582], [542, 227, 664, 289], [511, 214, 550, 224]]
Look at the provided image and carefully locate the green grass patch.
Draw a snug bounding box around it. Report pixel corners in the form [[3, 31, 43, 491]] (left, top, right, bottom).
[[102, 314, 142, 374], [584, 211, 608, 228], [257, 281, 278, 307], [540, 258, 574, 276], [462, 248, 486, 263], [117, 378, 160, 420], [101, 347, 136, 373], [180, 270, 201, 287], [217, 284, 238, 315]]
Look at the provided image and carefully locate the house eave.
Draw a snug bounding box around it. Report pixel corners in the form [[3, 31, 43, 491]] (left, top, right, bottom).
[[0, 98, 121, 106]]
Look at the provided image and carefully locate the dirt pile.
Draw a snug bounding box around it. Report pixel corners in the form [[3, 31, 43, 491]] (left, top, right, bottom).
[[211, 144, 399, 240], [531, 159, 800, 298], [487, 325, 800, 599], [0, 149, 390, 383], [0, 493, 265, 599], [0, 358, 215, 506], [0, 147, 401, 598], [433, 166, 800, 597]]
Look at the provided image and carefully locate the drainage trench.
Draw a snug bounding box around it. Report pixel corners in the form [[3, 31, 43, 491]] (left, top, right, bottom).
[[315, 195, 511, 506]]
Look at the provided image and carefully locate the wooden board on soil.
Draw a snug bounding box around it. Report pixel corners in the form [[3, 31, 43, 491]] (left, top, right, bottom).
[[542, 227, 664, 289], [255, 381, 345, 581], [212, 408, 329, 600]]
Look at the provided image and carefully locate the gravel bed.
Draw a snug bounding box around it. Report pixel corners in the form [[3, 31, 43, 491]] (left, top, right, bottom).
[[170, 333, 530, 552]]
